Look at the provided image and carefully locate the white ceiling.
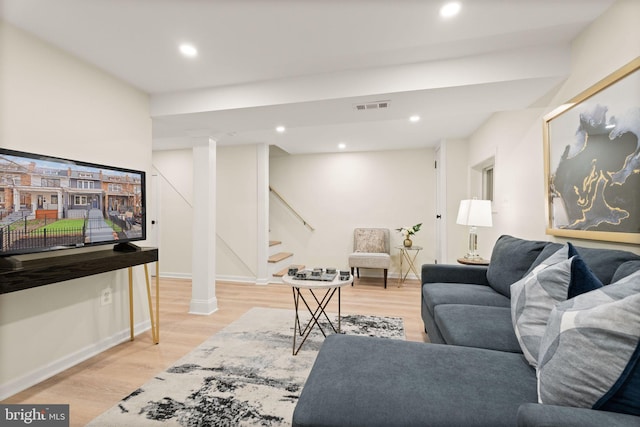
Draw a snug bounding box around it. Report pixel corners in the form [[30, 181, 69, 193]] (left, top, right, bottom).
[[0, 0, 617, 154]]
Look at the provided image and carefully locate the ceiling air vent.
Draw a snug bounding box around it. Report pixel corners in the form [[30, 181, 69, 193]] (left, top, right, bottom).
[[354, 100, 390, 111]]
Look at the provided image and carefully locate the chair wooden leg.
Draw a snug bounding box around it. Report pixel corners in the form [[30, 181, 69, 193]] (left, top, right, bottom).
[[384, 269, 388, 289], [350, 267, 355, 286]]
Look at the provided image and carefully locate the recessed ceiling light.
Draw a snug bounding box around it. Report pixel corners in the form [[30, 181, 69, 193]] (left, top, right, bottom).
[[275, 126, 286, 133], [409, 115, 421, 123], [440, 2, 461, 18], [179, 43, 198, 58], [338, 143, 346, 150]]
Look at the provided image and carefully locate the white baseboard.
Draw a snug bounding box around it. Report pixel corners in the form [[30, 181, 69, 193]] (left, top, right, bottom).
[[215, 274, 258, 284], [189, 297, 219, 315], [160, 271, 192, 280], [161, 272, 261, 285], [0, 320, 151, 401]]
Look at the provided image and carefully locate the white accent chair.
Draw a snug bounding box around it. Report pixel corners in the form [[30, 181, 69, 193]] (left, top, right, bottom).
[[348, 228, 391, 288]]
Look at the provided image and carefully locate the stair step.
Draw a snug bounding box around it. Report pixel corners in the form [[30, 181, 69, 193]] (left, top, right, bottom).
[[268, 252, 293, 263], [269, 240, 281, 247], [273, 264, 305, 277]]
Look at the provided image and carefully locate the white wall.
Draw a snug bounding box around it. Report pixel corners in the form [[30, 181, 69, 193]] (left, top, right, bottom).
[[152, 145, 261, 281], [270, 148, 435, 278], [152, 149, 194, 277], [468, 108, 547, 253], [0, 22, 152, 398], [467, 0, 640, 255], [216, 145, 259, 281]]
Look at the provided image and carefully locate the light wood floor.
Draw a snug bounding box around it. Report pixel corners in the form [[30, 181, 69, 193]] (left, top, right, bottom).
[[3, 276, 426, 426]]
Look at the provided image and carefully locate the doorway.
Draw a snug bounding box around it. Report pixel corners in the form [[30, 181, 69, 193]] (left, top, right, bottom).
[[435, 145, 446, 264]]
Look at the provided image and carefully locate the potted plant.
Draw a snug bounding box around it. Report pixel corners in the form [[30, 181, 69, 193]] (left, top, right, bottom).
[[396, 223, 422, 247]]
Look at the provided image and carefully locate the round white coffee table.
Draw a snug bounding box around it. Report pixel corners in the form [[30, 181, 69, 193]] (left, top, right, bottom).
[[282, 272, 353, 355]]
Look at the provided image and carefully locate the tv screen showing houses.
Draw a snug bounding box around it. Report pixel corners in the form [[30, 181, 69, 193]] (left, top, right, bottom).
[[0, 149, 145, 255]]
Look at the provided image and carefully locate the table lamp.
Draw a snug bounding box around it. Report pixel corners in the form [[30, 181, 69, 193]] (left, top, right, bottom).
[[456, 199, 492, 259]]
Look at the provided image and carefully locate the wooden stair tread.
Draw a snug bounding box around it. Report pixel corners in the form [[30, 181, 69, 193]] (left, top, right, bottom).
[[273, 264, 305, 277], [269, 240, 281, 247], [268, 252, 293, 263]]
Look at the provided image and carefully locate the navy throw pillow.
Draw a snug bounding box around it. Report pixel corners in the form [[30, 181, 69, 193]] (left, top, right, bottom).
[[567, 243, 604, 299]]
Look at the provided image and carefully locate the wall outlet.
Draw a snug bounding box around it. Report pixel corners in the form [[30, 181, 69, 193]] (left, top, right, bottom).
[[101, 287, 113, 306]]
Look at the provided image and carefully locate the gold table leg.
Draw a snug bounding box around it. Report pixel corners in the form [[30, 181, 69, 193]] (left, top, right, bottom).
[[144, 264, 159, 344], [156, 261, 160, 343], [407, 250, 421, 278], [128, 262, 160, 344], [398, 248, 422, 287], [128, 267, 134, 341]]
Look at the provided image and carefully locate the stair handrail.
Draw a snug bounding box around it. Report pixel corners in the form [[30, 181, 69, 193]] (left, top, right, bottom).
[[269, 186, 315, 231]]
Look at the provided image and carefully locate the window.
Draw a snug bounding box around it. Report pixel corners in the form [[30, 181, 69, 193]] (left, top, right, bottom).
[[77, 180, 95, 189], [472, 155, 495, 207], [41, 178, 61, 187], [74, 195, 88, 205], [108, 184, 123, 192], [483, 165, 494, 202], [50, 195, 58, 205], [78, 172, 94, 178], [5, 176, 20, 186]]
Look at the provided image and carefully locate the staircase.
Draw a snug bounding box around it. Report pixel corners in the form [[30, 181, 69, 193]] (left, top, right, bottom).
[[268, 240, 304, 282]]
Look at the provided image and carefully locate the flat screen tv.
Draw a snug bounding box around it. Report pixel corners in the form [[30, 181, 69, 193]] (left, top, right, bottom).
[[0, 148, 146, 256]]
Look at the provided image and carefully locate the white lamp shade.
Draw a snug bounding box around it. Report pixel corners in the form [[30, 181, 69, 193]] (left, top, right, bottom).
[[456, 199, 493, 227]]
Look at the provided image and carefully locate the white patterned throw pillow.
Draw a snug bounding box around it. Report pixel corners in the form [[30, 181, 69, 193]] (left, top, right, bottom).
[[354, 229, 386, 253], [537, 270, 640, 416], [510, 244, 603, 367]]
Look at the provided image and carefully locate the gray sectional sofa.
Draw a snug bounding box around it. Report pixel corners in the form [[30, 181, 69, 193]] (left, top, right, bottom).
[[292, 235, 640, 426]]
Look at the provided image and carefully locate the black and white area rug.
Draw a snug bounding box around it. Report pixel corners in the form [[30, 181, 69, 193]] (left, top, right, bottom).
[[88, 307, 405, 426]]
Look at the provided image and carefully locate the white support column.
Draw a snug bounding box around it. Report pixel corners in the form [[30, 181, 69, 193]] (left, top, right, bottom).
[[57, 190, 63, 219], [190, 137, 218, 315], [255, 143, 270, 285], [13, 188, 19, 212]]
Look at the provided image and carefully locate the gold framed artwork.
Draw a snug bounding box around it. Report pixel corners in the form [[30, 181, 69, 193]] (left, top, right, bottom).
[[543, 57, 640, 244]]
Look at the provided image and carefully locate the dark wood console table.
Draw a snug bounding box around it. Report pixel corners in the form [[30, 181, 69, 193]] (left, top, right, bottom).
[[0, 246, 160, 343]]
